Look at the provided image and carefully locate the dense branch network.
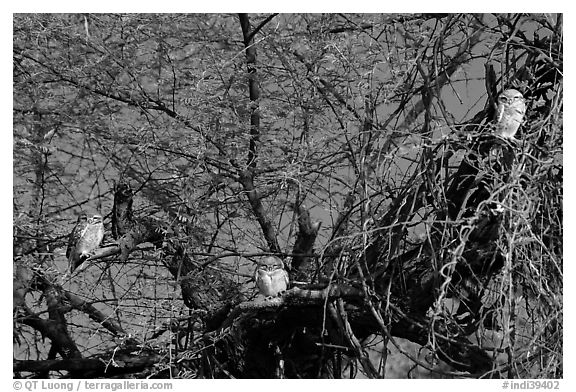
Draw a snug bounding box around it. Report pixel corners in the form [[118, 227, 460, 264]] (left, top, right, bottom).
[[13, 13, 562, 379]]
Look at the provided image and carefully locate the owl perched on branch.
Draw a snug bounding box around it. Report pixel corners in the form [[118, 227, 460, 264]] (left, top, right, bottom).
[[254, 256, 289, 298], [494, 89, 526, 139], [67, 213, 104, 272], [112, 182, 134, 239]]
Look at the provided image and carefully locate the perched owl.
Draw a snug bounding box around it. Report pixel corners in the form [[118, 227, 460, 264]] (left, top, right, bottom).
[[112, 182, 134, 239], [66, 213, 88, 262], [254, 256, 289, 298], [67, 214, 104, 272], [494, 89, 526, 139]]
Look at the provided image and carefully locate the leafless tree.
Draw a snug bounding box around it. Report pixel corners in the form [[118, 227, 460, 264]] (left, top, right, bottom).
[[13, 13, 562, 379]]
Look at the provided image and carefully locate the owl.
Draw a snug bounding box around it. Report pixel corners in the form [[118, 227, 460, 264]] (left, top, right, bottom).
[[66, 213, 105, 272], [112, 182, 134, 239], [254, 256, 289, 298], [494, 89, 526, 139], [66, 213, 88, 262]]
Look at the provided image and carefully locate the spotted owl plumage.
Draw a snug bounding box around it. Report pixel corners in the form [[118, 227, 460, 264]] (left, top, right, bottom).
[[67, 213, 104, 272], [66, 213, 88, 261], [254, 256, 289, 298], [494, 89, 526, 139]]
